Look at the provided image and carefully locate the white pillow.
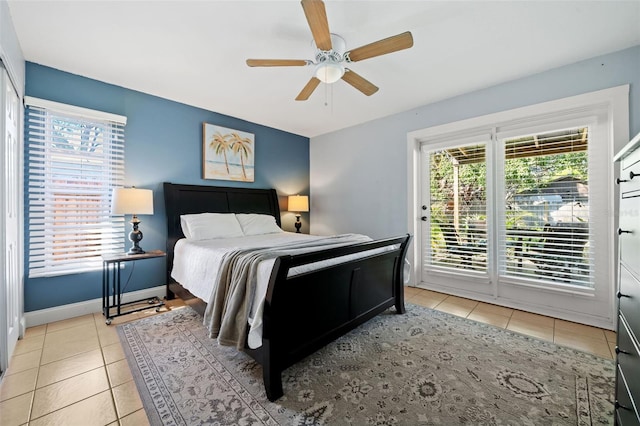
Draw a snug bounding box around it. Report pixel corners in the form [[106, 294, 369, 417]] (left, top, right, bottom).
[[235, 213, 283, 236], [180, 213, 244, 240]]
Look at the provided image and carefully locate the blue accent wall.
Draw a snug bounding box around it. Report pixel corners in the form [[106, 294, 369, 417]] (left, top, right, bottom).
[[24, 62, 309, 312]]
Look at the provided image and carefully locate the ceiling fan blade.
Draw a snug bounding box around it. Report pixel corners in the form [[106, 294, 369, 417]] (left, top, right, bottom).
[[295, 77, 321, 101], [341, 69, 379, 96], [301, 0, 332, 51], [246, 59, 309, 67], [346, 31, 414, 62]]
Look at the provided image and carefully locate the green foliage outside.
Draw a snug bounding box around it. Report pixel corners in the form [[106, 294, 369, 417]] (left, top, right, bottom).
[[429, 141, 588, 263], [503, 151, 587, 229]]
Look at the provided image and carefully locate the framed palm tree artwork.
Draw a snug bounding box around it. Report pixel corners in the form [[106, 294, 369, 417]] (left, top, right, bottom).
[[202, 123, 255, 182]]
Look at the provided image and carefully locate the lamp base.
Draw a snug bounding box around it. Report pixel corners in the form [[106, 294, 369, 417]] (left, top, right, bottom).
[[126, 246, 146, 255], [126, 215, 145, 255], [294, 214, 302, 233]]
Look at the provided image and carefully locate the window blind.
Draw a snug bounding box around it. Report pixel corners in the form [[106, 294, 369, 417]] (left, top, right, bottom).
[[428, 142, 488, 271], [500, 127, 593, 287], [26, 100, 126, 277]]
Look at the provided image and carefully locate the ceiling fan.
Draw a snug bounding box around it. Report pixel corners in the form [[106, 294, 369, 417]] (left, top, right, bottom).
[[246, 0, 414, 101]]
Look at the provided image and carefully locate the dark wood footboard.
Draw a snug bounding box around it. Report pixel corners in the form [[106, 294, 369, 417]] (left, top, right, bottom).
[[250, 234, 411, 401]]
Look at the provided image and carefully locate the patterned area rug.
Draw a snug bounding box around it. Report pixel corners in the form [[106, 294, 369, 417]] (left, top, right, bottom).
[[118, 305, 614, 425]]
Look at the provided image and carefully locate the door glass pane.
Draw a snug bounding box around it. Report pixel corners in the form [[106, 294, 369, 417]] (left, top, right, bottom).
[[500, 127, 593, 287], [428, 143, 487, 271]]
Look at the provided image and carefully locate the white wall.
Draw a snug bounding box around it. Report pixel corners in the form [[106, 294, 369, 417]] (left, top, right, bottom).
[[310, 46, 640, 241], [0, 1, 24, 93]]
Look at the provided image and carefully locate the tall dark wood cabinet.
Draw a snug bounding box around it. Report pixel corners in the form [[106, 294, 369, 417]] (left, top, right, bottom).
[[614, 131, 640, 425]]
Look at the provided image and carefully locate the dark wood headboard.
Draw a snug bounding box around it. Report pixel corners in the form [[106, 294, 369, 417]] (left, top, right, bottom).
[[163, 182, 281, 288]]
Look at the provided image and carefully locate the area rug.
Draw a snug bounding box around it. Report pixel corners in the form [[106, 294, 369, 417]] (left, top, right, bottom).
[[117, 305, 615, 425]]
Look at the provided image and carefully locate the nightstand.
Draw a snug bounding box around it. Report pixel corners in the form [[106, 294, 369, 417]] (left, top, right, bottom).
[[102, 250, 166, 325]]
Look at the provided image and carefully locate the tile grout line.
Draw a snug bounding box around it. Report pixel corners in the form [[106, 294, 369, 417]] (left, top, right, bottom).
[[28, 323, 47, 424], [96, 313, 123, 421]]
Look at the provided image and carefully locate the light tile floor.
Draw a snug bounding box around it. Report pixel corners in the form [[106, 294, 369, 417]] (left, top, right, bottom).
[[0, 287, 616, 425], [0, 298, 188, 426], [405, 286, 617, 359]]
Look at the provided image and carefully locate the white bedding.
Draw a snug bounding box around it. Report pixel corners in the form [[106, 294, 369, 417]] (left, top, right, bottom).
[[171, 232, 393, 348]]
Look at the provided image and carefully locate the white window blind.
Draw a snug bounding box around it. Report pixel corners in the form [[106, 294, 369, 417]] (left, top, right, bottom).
[[427, 142, 488, 271], [500, 127, 593, 287], [26, 98, 126, 277]]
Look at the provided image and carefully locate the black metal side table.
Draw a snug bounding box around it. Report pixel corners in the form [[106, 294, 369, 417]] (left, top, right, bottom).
[[102, 250, 166, 325]]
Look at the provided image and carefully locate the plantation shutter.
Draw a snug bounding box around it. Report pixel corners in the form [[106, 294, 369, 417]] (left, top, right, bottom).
[[499, 127, 594, 287], [25, 97, 126, 277]]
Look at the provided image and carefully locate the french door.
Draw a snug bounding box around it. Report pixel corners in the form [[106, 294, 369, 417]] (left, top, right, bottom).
[[418, 114, 613, 327], [420, 134, 492, 297]]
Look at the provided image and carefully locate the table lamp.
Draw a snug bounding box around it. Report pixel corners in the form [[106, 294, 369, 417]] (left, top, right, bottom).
[[111, 187, 154, 254], [288, 195, 309, 233]]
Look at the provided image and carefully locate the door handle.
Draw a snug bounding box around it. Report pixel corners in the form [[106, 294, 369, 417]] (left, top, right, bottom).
[[615, 401, 633, 411], [615, 346, 630, 355]]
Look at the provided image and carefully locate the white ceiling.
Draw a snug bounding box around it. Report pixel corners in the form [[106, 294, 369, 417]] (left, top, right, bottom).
[[8, 1, 640, 138]]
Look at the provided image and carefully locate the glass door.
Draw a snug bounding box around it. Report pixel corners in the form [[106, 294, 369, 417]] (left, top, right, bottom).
[[417, 117, 612, 325], [420, 136, 493, 296]]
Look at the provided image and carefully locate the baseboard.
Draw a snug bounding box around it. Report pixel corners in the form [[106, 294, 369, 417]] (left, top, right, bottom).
[[23, 286, 166, 328]]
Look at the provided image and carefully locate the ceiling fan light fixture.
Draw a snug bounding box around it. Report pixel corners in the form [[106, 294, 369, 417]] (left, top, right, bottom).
[[314, 61, 345, 84]]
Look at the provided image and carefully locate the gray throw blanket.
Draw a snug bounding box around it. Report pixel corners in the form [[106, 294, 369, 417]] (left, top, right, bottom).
[[203, 234, 371, 349]]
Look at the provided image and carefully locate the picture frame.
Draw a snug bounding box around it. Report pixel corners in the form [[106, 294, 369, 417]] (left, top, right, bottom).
[[202, 123, 255, 182]]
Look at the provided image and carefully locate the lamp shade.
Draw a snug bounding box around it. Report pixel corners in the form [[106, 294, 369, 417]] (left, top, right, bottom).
[[288, 195, 309, 213], [111, 188, 154, 215]]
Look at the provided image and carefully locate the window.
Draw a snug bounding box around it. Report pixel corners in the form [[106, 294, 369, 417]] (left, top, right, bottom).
[[425, 132, 591, 285], [25, 97, 126, 277], [409, 85, 628, 328], [500, 127, 593, 287], [428, 141, 488, 271], [421, 123, 601, 291]]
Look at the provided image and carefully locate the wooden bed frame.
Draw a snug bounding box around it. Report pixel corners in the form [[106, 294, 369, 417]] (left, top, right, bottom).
[[163, 182, 411, 401]]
